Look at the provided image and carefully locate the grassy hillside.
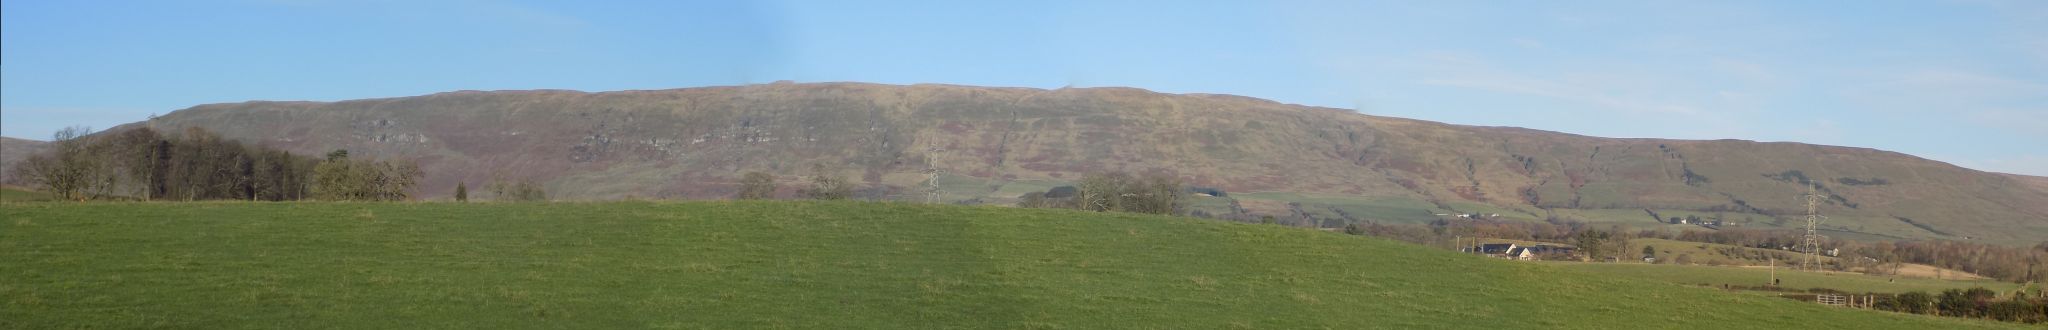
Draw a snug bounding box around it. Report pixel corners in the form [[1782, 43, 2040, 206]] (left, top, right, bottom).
[[0, 202, 2014, 329], [1632, 238, 1812, 266]]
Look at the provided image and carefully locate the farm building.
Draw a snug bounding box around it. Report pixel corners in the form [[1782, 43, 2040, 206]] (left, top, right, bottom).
[[1469, 243, 1578, 261]]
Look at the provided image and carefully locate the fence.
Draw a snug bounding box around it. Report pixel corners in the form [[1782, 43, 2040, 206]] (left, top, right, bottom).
[[1814, 294, 1875, 308]]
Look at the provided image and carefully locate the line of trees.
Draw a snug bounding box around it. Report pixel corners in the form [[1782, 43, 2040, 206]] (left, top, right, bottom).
[[731, 164, 852, 201], [14, 126, 318, 201], [9, 126, 420, 202], [1849, 240, 2048, 284], [486, 178, 549, 202], [1341, 213, 2048, 283], [1651, 228, 2047, 283], [1016, 171, 1187, 215], [1871, 288, 2047, 324]]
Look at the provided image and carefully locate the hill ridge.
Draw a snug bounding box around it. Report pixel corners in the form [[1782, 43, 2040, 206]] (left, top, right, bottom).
[[14, 82, 2048, 244]]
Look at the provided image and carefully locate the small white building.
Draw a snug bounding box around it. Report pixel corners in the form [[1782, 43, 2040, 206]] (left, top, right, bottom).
[[1508, 247, 1538, 261]]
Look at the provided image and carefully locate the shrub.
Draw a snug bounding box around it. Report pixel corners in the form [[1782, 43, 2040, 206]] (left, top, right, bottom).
[[799, 164, 851, 200], [1045, 186, 1078, 198], [490, 178, 548, 202], [1070, 171, 1185, 215], [1897, 291, 1933, 314], [737, 171, 776, 200], [1017, 192, 1048, 208]]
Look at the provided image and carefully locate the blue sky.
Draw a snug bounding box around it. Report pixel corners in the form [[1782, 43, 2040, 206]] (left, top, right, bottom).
[[4, 0, 2046, 175]]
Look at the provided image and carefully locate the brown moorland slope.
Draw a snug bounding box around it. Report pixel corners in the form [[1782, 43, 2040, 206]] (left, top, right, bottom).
[[0, 137, 51, 185], [24, 82, 2048, 245]]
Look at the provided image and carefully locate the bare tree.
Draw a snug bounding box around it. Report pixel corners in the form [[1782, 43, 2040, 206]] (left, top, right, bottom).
[[18, 126, 103, 201], [799, 164, 851, 200]]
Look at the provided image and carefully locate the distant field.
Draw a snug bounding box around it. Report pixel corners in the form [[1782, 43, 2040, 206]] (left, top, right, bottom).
[[1233, 192, 1442, 224], [0, 202, 2018, 329], [1560, 263, 2019, 294], [1632, 238, 1813, 266], [0, 187, 54, 202]]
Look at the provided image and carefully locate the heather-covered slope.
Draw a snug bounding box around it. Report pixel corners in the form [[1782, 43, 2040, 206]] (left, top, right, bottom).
[[0, 137, 51, 185], [86, 82, 2048, 244]]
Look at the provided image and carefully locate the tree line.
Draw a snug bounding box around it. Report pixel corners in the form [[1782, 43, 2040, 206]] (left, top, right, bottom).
[[1015, 171, 1188, 216], [10, 126, 420, 202], [732, 164, 854, 201], [1868, 287, 2047, 324], [1648, 228, 2046, 283], [1329, 215, 2048, 283]]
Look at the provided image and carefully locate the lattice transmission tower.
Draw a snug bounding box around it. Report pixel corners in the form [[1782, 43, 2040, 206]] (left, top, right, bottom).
[[1799, 183, 1830, 271], [925, 145, 947, 204]]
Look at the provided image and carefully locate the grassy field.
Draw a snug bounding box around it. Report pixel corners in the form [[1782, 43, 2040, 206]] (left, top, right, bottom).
[[1233, 192, 1443, 224], [1560, 263, 2020, 294], [0, 201, 2020, 329], [1632, 238, 1814, 266]]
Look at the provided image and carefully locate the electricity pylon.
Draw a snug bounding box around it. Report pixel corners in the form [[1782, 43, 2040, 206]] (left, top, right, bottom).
[[925, 145, 947, 204], [1799, 183, 1829, 271]]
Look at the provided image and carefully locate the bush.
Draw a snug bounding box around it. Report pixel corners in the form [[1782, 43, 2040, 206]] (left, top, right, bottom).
[[1071, 171, 1184, 215], [313, 150, 422, 201], [799, 164, 852, 200], [1874, 295, 1899, 312], [490, 178, 548, 202], [737, 172, 776, 200], [1897, 291, 1933, 314], [1044, 186, 1078, 198], [1017, 192, 1049, 208], [1988, 299, 2029, 322]]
